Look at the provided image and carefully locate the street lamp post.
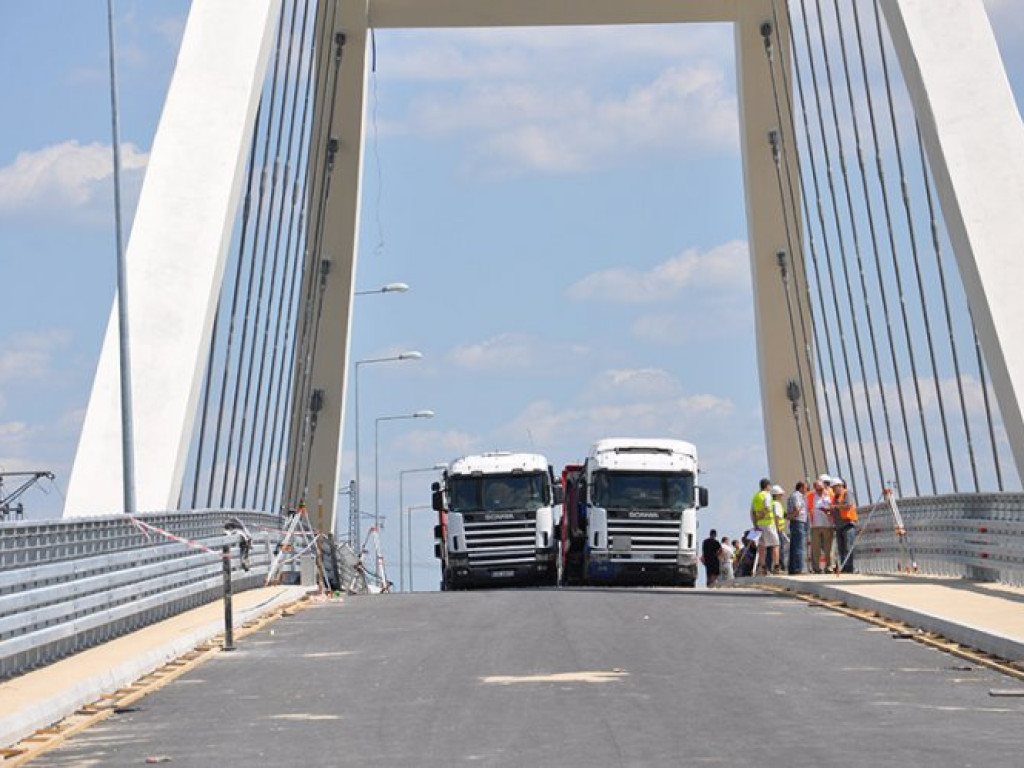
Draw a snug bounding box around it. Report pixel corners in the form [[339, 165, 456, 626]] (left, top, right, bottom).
[[398, 463, 446, 592], [353, 351, 422, 547], [374, 410, 435, 534], [406, 504, 433, 592], [354, 282, 410, 296]]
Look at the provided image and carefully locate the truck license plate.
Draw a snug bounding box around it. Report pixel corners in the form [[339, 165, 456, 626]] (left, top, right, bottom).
[[491, 570, 515, 578]]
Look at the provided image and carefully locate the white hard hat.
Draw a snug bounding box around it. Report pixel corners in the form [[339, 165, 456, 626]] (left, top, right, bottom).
[[830, 477, 844, 486], [770, 484, 785, 495], [817, 473, 832, 485]]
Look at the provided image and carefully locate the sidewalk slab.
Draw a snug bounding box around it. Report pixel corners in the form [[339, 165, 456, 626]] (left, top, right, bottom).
[[759, 574, 1024, 663], [0, 585, 308, 749]]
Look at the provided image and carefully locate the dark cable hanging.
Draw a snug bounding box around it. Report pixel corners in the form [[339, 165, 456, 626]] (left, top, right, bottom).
[[760, 21, 822, 478], [189, 300, 220, 508], [253, 0, 315, 511], [775, 0, 851, 483], [285, 7, 345, 505], [794, 0, 874, 499], [204, 102, 264, 508], [850, 0, 925, 496], [263, 26, 320, 513], [969, 308, 1006, 491], [238, 0, 305, 508], [914, 122, 981, 492], [223, 0, 289, 508], [812, 0, 887, 500], [869, 0, 957, 493], [830, 0, 904, 493]]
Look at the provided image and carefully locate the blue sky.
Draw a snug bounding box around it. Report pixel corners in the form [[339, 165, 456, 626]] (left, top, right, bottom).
[[1, 1, 1022, 588]]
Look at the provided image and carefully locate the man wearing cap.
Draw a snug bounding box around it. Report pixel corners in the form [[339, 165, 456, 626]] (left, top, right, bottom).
[[808, 475, 834, 573], [786, 480, 809, 574], [771, 485, 788, 574], [751, 478, 780, 574], [831, 477, 858, 573]]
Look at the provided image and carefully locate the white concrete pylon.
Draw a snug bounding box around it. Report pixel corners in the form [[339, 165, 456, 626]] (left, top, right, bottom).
[[288, 0, 820, 535], [880, 0, 1024, 487], [65, 0, 282, 516]]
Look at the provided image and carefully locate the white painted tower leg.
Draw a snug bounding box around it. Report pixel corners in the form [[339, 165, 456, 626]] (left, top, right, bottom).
[[64, 0, 282, 516], [881, 0, 1024, 484]]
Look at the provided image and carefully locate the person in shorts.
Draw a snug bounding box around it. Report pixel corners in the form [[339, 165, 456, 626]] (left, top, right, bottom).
[[702, 529, 723, 587]]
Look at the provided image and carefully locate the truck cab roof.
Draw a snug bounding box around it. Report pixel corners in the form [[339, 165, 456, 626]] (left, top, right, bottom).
[[448, 452, 550, 477], [588, 438, 698, 473]]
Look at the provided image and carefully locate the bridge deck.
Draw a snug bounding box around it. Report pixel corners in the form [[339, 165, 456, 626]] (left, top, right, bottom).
[[7, 579, 1024, 766]]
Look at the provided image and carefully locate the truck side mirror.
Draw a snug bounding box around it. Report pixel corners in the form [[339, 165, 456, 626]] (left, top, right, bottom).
[[553, 483, 565, 505], [431, 481, 443, 512], [433, 543, 443, 559], [433, 524, 443, 540], [698, 486, 709, 509]]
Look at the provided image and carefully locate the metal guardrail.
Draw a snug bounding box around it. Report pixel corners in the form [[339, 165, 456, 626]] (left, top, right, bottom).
[[855, 493, 1024, 587], [0, 510, 284, 679]]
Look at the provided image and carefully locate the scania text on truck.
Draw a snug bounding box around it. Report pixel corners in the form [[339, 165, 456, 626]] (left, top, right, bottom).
[[432, 452, 561, 589], [560, 438, 707, 587]]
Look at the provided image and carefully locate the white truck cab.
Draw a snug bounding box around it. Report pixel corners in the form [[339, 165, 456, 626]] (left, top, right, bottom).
[[433, 452, 560, 589], [562, 438, 706, 587]]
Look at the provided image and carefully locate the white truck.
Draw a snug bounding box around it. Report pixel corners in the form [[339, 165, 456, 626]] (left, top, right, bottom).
[[432, 452, 561, 589], [560, 438, 707, 587]]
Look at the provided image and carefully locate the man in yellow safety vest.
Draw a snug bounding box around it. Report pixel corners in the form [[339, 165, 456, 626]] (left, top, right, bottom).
[[750, 478, 780, 574]]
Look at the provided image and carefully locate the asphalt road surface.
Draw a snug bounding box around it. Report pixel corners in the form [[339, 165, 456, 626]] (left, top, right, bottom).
[[33, 587, 1024, 767]]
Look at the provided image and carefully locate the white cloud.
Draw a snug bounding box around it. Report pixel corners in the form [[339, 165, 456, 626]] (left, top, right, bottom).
[[152, 16, 187, 51], [382, 25, 731, 83], [388, 428, 481, 462], [580, 368, 684, 404], [405, 64, 737, 174], [447, 333, 587, 374], [0, 141, 148, 224], [569, 240, 749, 304], [448, 333, 538, 372], [496, 369, 734, 449], [0, 330, 72, 383], [379, 24, 739, 174]]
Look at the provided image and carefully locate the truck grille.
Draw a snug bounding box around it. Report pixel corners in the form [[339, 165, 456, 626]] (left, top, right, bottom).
[[606, 511, 680, 562], [462, 512, 537, 567]]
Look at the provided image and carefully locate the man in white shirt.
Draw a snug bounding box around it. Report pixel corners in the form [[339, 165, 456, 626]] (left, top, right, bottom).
[[718, 536, 735, 582], [808, 474, 835, 573]]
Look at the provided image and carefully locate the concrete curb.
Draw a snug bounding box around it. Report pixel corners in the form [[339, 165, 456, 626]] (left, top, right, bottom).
[[1, 586, 309, 749], [757, 576, 1024, 663]]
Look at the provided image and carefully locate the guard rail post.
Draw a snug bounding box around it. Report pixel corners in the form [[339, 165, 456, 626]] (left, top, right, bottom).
[[222, 544, 234, 651]]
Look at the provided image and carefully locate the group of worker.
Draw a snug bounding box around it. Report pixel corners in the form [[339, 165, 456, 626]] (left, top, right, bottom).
[[744, 474, 859, 576]]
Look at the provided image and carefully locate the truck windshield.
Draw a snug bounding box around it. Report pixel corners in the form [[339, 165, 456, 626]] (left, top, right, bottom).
[[449, 473, 548, 513], [591, 471, 694, 510]]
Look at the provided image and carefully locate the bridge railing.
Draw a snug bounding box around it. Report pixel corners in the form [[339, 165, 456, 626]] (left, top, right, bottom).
[[0, 511, 284, 679], [855, 493, 1024, 587]]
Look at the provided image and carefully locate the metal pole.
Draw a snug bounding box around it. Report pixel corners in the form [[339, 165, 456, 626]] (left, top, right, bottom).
[[353, 362, 362, 548], [106, 0, 137, 514], [374, 417, 381, 533], [398, 472, 405, 592], [221, 544, 235, 651], [403, 507, 411, 593], [407, 503, 413, 590]]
